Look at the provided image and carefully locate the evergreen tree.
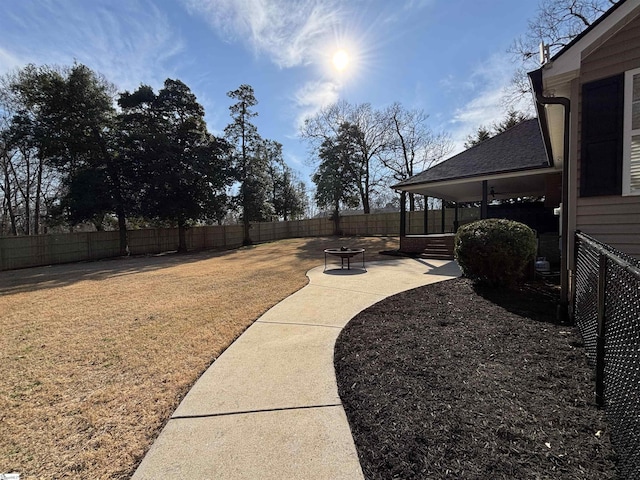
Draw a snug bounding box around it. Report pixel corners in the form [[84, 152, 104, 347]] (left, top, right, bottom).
[[6, 63, 129, 251], [225, 84, 271, 244], [313, 126, 360, 234], [118, 79, 233, 252]]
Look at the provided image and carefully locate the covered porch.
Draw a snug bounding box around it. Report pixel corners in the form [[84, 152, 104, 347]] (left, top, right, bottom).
[[392, 119, 561, 259]]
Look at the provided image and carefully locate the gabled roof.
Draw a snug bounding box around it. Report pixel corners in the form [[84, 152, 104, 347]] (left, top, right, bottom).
[[547, 0, 629, 64], [393, 118, 549, 189], [529, 0, 640, 170], [533, 0, 639, 85]]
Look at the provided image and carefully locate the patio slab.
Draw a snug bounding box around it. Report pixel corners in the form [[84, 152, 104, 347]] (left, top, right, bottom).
[[133, 407, 362, 480], [131, 258, 460, 479]]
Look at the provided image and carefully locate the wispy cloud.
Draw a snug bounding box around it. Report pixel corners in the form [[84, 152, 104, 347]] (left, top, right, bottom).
[[446, 53, 534, 154], [292, 80, 340, 128], [183, 0, 342, 68], [0, 0, 184, 90], [0, 47, 21, 73]]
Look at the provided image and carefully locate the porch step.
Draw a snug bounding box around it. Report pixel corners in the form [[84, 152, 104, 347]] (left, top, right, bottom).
[[420, 236, 455, 260]]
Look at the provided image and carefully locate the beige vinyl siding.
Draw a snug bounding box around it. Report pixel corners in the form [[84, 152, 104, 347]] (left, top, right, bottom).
[[581, 13, 640, 84], [575, 12, 640, 258], [576, 196, 640, 256]]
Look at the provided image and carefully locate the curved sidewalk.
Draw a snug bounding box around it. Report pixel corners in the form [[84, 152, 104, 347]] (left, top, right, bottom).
[[132, 257, 460, 479]]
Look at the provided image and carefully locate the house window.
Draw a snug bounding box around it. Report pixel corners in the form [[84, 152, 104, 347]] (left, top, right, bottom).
[[623, 67, 640, 195], [580, 74, 624, 197]]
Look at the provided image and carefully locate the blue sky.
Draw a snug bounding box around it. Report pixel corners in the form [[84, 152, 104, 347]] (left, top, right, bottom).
[[0, 0, 540, 185]]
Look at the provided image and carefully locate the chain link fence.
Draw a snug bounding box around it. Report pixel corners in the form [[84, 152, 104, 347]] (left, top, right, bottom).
[[574, 232, 640, 479]]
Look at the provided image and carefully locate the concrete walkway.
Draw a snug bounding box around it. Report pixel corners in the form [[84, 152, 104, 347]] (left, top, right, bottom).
[[131, 257, 460, 479]]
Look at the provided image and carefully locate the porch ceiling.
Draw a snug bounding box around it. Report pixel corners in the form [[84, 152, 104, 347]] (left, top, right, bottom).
[[396, 168, 558, 203]]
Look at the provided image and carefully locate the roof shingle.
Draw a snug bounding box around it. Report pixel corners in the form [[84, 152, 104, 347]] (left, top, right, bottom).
[[393, 118, 549, 188]]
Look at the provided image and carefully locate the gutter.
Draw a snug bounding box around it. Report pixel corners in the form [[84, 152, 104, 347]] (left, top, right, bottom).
[[529, 68, 571, 321]]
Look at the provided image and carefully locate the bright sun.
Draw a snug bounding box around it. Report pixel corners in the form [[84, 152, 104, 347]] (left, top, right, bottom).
[[332, 49, 350, 71]]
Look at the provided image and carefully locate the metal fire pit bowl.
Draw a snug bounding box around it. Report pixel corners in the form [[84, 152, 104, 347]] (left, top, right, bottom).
[[323, 248, 366, 272]]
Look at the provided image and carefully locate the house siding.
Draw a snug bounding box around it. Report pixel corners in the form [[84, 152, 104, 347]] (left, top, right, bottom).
[[581, 13, 640, 84], [576, 12, 640, 258]]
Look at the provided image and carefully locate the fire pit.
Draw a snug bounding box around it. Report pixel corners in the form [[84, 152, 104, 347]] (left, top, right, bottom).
[[324, 247, 366, 271]]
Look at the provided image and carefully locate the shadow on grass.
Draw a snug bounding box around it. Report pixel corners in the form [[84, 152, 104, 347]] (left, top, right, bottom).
[[0, 235, 401, 295], [291, 235, 400, 261], [0, 246, 250, 295]]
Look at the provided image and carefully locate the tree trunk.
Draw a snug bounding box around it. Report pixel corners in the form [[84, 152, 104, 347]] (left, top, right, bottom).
[[178, 220, 187, 253], [34, 157, 44, 235], [332, 203, 341, 236], [243, 221, 252, 245], [93, 127, 128, 255], [116, 205, 128, 255], [242, 184, 252, 245], [2, 166, 18, 236], [33, 155, 44, 235], [362, 196, 370, 214], [24, 150, 31, 235]]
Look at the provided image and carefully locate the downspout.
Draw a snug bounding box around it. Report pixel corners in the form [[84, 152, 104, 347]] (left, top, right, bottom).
[[529, 68, 571, 321]]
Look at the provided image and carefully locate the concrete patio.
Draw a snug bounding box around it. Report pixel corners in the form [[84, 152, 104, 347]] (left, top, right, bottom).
[[132, 257, 461, 479]]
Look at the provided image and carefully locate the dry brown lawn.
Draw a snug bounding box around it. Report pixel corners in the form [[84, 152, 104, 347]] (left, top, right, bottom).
[[0, 236, 399, 480]]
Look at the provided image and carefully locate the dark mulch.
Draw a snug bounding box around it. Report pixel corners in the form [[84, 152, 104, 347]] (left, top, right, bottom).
[[334, 277, 618, 479]]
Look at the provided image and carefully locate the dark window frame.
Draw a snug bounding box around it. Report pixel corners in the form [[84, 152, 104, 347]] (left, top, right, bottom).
[[580, 74, 624, 197]]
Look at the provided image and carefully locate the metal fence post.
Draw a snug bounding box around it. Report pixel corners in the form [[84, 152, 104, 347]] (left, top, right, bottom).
[[572, 232, 580, 324], [596, 252, 607, 407]]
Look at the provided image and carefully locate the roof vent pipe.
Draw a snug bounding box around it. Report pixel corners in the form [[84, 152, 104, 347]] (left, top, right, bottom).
[[539, 42, 551, 65]]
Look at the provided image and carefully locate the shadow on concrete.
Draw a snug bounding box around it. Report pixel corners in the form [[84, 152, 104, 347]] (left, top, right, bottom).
[[323, 268, 368, 276]]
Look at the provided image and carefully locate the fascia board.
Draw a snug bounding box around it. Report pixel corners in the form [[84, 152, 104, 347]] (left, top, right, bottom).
[[396, 167, 558, 193]]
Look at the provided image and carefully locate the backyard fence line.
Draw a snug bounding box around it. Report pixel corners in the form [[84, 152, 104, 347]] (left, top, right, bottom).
[[0, 208, 480, 271], [573, 231, 640, 478]]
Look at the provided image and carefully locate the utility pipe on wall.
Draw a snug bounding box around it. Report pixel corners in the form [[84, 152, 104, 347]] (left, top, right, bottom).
[[529, 68, 571, 321]]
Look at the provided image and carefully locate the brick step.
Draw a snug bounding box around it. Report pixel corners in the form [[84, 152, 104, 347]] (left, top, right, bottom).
[[423, 247, 452, 254], [422, 242, 452, 248], [421, 238, 455, 244], [400, 234, 456, 255], [421, 242, 455, 260], [420, 251, 454, 260]]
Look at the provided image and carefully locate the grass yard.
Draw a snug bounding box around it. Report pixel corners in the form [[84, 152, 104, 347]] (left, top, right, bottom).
[[0, 236, 398, 480]]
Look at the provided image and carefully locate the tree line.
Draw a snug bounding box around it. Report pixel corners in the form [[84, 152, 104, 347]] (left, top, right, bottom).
[[298, 0, 620, 224], [0, 62, 456, 248], [0, 0, 614, 248], [300, 100, 453, 225], [0, 64, 307, 250]]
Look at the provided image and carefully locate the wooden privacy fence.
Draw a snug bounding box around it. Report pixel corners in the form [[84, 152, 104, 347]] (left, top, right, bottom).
[[0, 208, 480, 271]]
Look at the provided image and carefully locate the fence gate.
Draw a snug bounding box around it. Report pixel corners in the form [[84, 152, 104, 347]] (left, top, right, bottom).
[[573, 232, 640, 478]]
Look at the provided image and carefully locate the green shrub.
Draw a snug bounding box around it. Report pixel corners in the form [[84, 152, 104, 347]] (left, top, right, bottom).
[[454, 219, 537, 287]]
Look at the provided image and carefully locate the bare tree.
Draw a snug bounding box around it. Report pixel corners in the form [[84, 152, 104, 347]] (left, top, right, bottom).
[[506, 0, 618, 106], [381, 102, 452, 211], [0, 69, 54, 235], [515, 0, 617, 60], [301, 101, 390, 214]]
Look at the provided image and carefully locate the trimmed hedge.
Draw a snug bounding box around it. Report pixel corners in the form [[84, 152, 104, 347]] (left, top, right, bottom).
[[454, 219, 537, 287]]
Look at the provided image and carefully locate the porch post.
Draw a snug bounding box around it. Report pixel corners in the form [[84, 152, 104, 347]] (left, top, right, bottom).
[[441, 199, 446, 233], [400, 191, 407, 237], [481, 180, 488, 219], [454, 202, 459, 232], [423, 196, 428, 234]]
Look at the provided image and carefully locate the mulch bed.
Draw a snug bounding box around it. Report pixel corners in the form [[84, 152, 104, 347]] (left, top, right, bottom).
[[334, 277, 618, 479]]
